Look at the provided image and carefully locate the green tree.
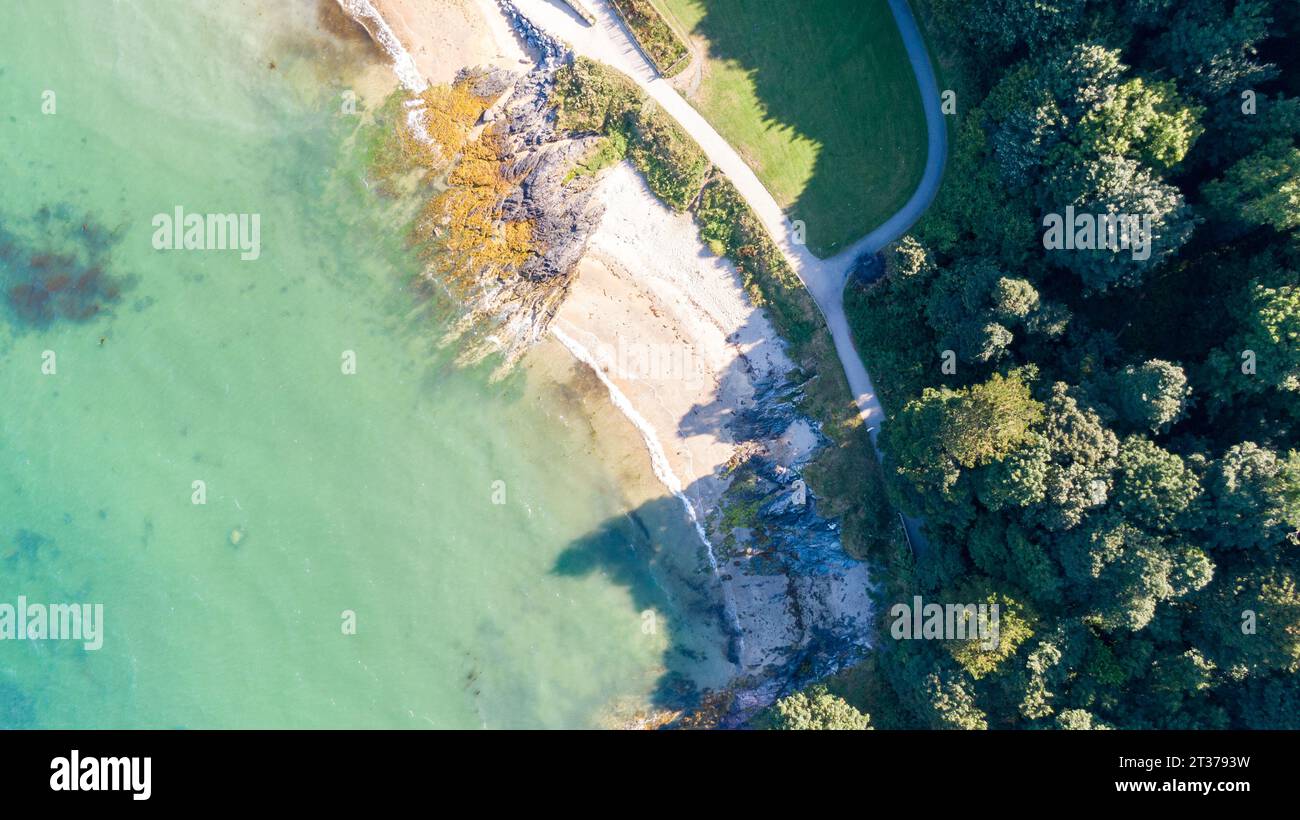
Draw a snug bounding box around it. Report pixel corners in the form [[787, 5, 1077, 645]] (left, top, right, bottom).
[[1202, 139, 1300, 234], [1204, 278, 1300, 405], [767, 684, 872, 730], [944, 372, 1045, 468], [1023, 384, 1119, 532], [1043, 154, 1195, 291], [992, 276, 1041, 322], [1205, 442, 1300, 549], [931, 0, 1088, 59], [885, 370, 1044, 497], [1149, 0, 1277, 100], [1196, 93, 1300, 169], [983, 45, 1202, 290], [987, 45, 1202, 187], [947, 589, 1037, 680], [1137, 647, 1224, 727], [844, 237, 938, 409], [968, 517, 1063, 602], [1111, 360, 1191, 433], [1112, 436, 1202, 531], [1073, 77, 1203, 172], [914, 113, 1038, 263], [925, 258, 1040, 365], [977, 435, 1051, 511], [1055, 515, 1211, 631], [1236, 673, 1300, 729], [923, 669, 988, 730], [1056, 708, 1111, 729], [1197, 568, 1300, 674], [1017, 636, 1067, 721], [846, 0, 1299, 731]]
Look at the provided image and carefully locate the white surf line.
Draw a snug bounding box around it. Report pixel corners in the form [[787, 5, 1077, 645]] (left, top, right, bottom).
[[552, 325, 745, 644], [551, 327, 711, 553], [336, 3, 439, 152], [336, 0, 429, 92]]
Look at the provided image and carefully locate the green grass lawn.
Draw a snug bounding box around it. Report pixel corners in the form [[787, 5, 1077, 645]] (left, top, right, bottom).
[[652, 0, 928, 257]]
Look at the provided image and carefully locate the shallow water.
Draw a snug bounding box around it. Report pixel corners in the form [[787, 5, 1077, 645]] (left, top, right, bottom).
[[0, 0, 726, 728]]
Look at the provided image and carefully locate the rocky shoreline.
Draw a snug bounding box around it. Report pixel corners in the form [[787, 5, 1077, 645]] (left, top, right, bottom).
[[460, 65, 604, 362], [342, 0, 874, 726]]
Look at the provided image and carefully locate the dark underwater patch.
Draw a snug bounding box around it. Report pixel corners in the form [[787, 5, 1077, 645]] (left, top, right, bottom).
[[0, 207, 133, 328]]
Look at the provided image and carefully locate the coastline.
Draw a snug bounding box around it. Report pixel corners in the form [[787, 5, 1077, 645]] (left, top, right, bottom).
[[545, 163, 873, 715], [342, 0, 527, 87], [336, 0, 874, 723], [550, 163, 805, 536]]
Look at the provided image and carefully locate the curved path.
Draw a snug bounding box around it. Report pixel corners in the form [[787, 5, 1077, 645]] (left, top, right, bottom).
[[508, 0, 947, 546]]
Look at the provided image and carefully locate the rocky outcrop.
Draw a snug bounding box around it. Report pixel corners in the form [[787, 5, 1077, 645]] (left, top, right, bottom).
[[357, 1, 873, 727], [709, 376, 873, 725], [494, 0, 569, 67], [431, 64, 607, 365], [493, 72, 603, 284], [445, 29, 873, 723]]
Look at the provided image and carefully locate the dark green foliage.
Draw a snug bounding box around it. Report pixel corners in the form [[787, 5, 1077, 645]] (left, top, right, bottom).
[[933, 0, 1089, 58], [607, 0, 691, 78], [554, 58, 709, 211], [1112, 437, 1201, 531], [1110, 360, 1191, 433], [1202, 139, 1300, 234], [763, 684, 873, 730], [883, 369, 1043, 501], [1148, 0, 1277, 101], [847, 0, 1300, 729], [1204, 442, 1300, 549]]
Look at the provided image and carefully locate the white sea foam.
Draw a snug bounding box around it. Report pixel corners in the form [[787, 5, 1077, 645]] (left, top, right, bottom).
[[336, 0, 428, 92], [403, 104, 433, 146], [551, 327, 715, 560], [552, 325, 743, 646]]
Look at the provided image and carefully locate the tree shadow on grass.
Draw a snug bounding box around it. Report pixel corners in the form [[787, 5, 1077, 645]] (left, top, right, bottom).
[[673, 0, 927, 255]]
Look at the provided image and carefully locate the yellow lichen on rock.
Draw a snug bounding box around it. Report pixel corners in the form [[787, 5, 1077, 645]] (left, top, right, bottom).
[[365, 66, 587, 369], [370, 76, 498, 191], [408, 82, 494, 170], [417, 124, 537, 295], [365, 71, 540, 300]]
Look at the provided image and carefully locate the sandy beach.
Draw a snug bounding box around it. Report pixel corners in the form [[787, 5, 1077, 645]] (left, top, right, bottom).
[[339, 0, 797, 523], [548, 163, 813, 520], [543, 165, 873, 690], [338, 0, 873, 709], [342, 0, 527, 88], [374, 0, 528, 83], [526, 162, 874, 702]]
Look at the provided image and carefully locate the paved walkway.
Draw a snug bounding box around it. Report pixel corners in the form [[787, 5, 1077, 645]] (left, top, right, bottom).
[[511, 0, 948, 548]]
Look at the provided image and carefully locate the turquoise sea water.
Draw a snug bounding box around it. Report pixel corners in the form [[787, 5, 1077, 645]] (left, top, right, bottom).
[[0, 0, 721, 728]]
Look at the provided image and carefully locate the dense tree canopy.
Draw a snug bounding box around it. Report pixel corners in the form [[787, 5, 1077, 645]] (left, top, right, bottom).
[[1203, 139, 1300, 233], [842, 0, 1300, 729], [766, 685, 873, 730]]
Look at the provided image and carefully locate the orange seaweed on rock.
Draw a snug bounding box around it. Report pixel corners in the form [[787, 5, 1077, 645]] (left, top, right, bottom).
[[367, 73, 499, 193], [417, 126, 538, 296], [370, 69, 539, 295], [363, 66, 601, 369]]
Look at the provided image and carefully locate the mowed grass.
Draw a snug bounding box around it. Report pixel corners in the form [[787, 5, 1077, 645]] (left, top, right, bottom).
[[652, 0, 928, 257]]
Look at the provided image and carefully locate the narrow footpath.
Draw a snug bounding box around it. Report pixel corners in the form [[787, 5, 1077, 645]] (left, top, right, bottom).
[[508, 0, 948, 549]]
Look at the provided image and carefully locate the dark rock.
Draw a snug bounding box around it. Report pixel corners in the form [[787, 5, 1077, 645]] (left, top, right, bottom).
[[494, 0, 571, 68]]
